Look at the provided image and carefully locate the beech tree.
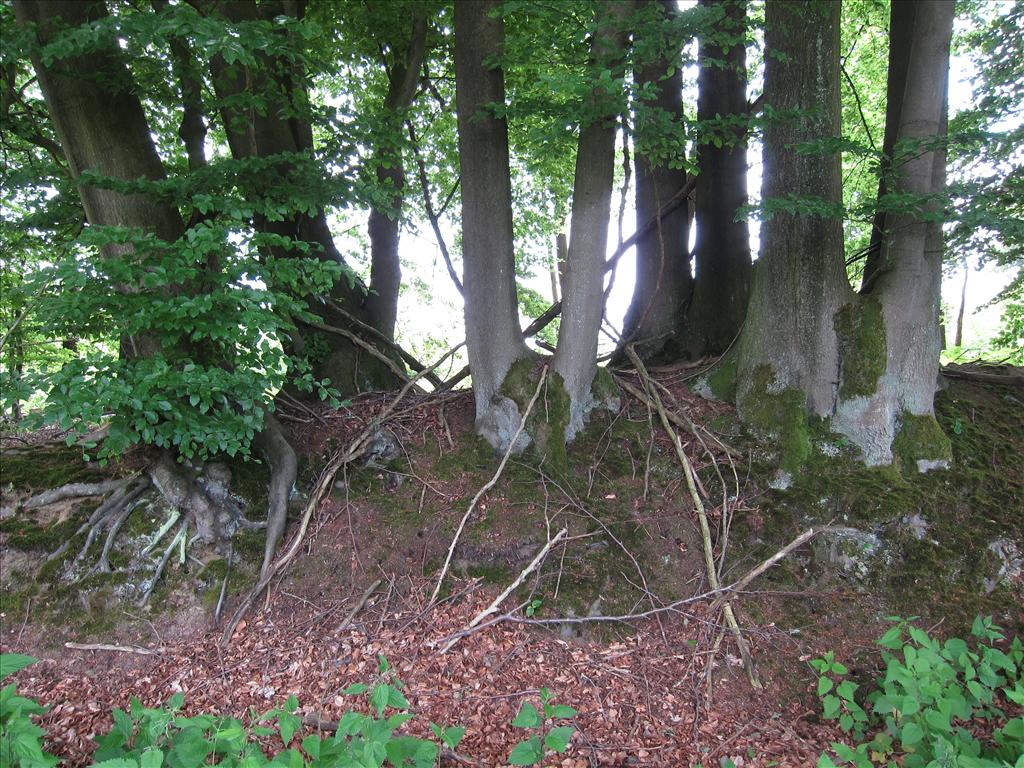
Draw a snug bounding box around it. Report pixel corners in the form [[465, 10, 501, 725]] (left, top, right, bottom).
[[619, 0, 692, 362], [11, 0, 298, 574], [685, 0, 751, 356], [733, 0, 955, 472]]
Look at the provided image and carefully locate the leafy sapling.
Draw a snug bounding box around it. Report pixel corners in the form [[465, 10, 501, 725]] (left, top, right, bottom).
[[507, 688, 577, 766]]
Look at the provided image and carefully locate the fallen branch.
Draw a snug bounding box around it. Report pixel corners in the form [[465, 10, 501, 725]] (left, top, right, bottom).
[[23, 477, 133, 510], [221, 343, 464, 645], [626, 346, 761, 691], [430, 365, 549, 604], [335, 578, 383, 633], [65, 642, 165, 656], [305, 318, 416, 388], [440, 527, 567, 654], [430, 526, 824, 643], [614, 375, 740, 459], [325, 299, 444, 388]]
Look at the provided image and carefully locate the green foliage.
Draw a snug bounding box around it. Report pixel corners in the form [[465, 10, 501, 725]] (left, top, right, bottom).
[[1, 654, 59, 768], [815, 617, 1024, 768], [507, 688, 577, 766]]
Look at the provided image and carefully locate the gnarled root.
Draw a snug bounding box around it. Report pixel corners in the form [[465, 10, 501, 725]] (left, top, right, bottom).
[[253, 415, 297, 580]]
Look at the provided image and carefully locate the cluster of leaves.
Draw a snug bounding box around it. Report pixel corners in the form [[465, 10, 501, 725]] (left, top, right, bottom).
[[1, 654, 58, 768], [815, 617, 1024, 768], [0, 654, 576, 768]]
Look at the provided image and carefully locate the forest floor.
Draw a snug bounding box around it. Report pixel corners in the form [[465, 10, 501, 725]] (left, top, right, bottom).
[[1, 363, 1022, 767]]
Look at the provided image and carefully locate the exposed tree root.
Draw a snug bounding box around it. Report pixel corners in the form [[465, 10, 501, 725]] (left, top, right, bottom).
[[23, 477, 134, 510], [254, 415, 298, 580]]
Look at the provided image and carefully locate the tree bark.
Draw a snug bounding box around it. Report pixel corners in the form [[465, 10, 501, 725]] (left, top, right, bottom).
[[454, 0, 532, 451], [365, 9, 429, 339], [833, 0, 954, 468], [619, 0, 692, 363], [734, 0, 954, 473], [861, 0, 915, 293], [734, 0, 849, 470], [685, 0, 751, 356], [553, 0, 634, 441]]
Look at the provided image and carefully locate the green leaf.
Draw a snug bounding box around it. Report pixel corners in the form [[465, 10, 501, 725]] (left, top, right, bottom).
[[342, 683, 368, 696], [0, 654, 36, 680], [823, 695, 841, 719], [548, 705, 577, 719], [140, 749, 164, 768], [900, 721, 924, 747], [507, 736, 544, 765], [511, 702, 542, 729], [544, 726, 574, 753], [818, 677, 834, 696]]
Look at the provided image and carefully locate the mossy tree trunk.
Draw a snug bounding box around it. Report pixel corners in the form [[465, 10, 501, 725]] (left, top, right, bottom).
[[832, 0, 954, 469], [204, 0, 399, 395], [684, 0, 751, 357], [619, 0, 692, 363], [735, 0, 850, 472], [553, 0, 635, 441], [734, 0, 953, 472], [454, 0, 533, 452]]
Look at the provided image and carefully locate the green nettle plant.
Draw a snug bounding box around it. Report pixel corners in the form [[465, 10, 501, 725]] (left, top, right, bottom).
[[506, 688, 577, 766], [0, 654, 58, 768], [815, 617, 1024, 768]]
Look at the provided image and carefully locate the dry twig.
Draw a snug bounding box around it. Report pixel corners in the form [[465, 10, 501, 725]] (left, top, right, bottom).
[[429, 365, 549, 604]]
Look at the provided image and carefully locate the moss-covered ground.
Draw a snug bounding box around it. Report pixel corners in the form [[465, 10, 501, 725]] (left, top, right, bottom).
[[735, 376, 1024, 634]]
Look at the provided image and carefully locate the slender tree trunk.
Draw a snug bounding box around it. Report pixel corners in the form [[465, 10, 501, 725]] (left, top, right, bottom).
[[454, 0, 532, 451], [365, 9, 428, 339], [685, 0, 751, 356], [735, 0, 849, 471], [955, 263, 968, 347], [553, 0, 634, 441], [861, 0, 915, 293], [619, 0, 692, 363]]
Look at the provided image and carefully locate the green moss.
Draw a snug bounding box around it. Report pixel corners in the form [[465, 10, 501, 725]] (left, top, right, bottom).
[[834, 298, 887, 399], [0, 513, 84, 551], [738, 365, 811, 473], [591, 365, 619, 407], [0, 444, 104, 492], [499, 361, 570, 477], [892, 411, 952, 473], [706, 353, 738, 402]]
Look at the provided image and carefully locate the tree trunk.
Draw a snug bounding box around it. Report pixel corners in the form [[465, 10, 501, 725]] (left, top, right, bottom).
[[454, 0, 532, 451], [734, 0, 954, 473], [955, 263, 968, 348], [553, 0, 634, 441], [364, 9, 428, 339], [205, 0, 398, 394], [735, 0, 849, 472], [14, 0, 240, 544], [619, 0, 692, 363], [685, 0, 751, 356], [861, 0, 915, 293], [834, 0, 954, 469]]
